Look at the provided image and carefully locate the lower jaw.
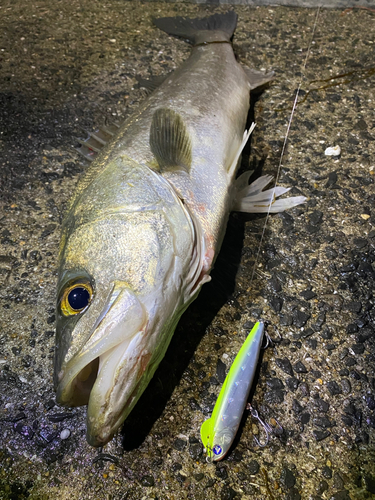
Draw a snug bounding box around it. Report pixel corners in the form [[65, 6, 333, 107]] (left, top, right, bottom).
[[57, 337, 132, 407]]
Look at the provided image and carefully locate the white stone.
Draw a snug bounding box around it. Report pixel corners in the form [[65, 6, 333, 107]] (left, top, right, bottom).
[[324, 145, 341, 156], [60, 429, 71, 440]]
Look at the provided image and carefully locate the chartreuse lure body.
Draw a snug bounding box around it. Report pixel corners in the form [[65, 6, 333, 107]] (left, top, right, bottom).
[[200, 321, 264, 461]]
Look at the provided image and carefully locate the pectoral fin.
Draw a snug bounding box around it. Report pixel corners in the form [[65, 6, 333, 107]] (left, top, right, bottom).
[[150, 108, 192, 174]]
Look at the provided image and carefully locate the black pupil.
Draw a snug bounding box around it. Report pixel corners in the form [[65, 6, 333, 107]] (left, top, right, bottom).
[[68, 287, 90, 311]]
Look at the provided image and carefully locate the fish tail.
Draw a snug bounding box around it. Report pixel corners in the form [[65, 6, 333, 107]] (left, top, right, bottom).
[[153, 11, 238, 45]]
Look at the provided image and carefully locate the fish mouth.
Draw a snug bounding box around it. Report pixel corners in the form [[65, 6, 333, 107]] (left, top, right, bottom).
[[56, 282, 150, 446]]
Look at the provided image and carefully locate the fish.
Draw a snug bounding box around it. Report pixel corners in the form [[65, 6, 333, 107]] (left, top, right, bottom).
[[54, 11, 306, 447], [200, 321, 265, 461]]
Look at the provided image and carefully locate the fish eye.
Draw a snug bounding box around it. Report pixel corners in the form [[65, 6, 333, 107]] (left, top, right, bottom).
[[60, 280, 93, 316]]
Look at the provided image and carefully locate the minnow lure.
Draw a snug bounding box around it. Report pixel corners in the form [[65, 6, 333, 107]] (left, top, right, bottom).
[[200, 321, 264, 461]]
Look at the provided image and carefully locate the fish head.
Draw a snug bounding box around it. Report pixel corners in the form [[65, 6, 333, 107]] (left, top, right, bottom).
[[54, 159, 202, 446]]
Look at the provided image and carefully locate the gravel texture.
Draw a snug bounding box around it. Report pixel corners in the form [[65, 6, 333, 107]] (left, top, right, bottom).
[[0, 1, 374, 499]]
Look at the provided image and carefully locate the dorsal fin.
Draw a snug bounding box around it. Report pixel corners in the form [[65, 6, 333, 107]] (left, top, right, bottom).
[[150, 108, 192, 174]]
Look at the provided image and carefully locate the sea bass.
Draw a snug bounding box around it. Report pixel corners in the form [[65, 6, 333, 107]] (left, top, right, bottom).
[[54, 11, 305, 446]]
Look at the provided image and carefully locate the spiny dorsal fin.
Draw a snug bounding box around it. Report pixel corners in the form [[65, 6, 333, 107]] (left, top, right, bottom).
[[150, 108, 192, 174]]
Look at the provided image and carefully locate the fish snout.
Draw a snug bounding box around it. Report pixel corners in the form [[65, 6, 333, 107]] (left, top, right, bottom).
[[55, 283, 147, 408]]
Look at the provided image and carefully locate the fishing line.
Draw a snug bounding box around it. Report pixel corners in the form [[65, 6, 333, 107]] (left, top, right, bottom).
[[249, 6, 321, 286]]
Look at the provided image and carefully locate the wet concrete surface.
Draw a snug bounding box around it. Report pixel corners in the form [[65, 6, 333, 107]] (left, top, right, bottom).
[[0, 1, 374, 499]]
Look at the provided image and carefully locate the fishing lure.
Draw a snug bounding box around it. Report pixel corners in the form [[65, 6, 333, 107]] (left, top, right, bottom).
[[200, 321, 265, 461]]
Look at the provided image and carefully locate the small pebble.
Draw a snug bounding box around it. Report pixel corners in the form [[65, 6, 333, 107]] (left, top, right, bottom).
[[315, 398, 329, 413], [299, 382, 310, 397], [326, 381, 342, 396], [293, 310, 310, 328], [306, 338, 317, 349], [341, 379, 351, 394], [248, 460, 260, 475], [286, 488, 301, 500], [333, 472, 344, 489], [324, 145, 341, 156], [313, 417, 332, 429], [266, 378, 284, 390], [189, 442, 203, 460], [313, 430, 330, 441], [220, 486, 237, 500], [280, 314, 293, 326], [48, 412, 74, 423], [351, 343, 365, 354], [292, 399, 303, 414], [215, 465, 228, 480], [322, 465, 332, 479], [301, 413, 310, 424], [341, 415, 353, 427], [140, 475, 155, 487], [280, 467, 296, 489], [216, 359, 226, 383], [60, 429, 71, 440], [365, 394, 375, 410], [286, 377, 300, 392], [346, 323, 357, 334], [173, 438, 186, 451], [264, 389, 285, 405], [316, 480, 328, 494], [294, 361, 308, 373], [339, 368, 349, 376], [339, 348, 349, 360], [275, 357, 294, 376], [300, 290, 317, 300]]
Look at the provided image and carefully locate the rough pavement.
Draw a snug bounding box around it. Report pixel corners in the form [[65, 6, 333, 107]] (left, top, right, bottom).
[[0, 2, 374, 499]]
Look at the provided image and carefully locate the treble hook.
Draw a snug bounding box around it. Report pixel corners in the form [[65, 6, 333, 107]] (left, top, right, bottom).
[[262, 322, 282, 355], [262, 331, 271, 350], [246, 404, 283, 447]]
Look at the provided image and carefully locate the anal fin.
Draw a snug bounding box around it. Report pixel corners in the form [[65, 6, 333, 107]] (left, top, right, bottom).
[[227, 123, 256, 176]]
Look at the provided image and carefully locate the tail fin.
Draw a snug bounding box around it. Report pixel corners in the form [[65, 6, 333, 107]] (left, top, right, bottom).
[[153, 11, 238, 45]]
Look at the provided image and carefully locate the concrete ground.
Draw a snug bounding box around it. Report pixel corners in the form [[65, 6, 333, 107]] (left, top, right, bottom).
[[0, 1, 374, 499]]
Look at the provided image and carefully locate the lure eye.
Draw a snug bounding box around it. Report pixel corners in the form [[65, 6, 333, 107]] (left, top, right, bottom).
[[213, 444, 222, 456], [60, 280, 93, 316]]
